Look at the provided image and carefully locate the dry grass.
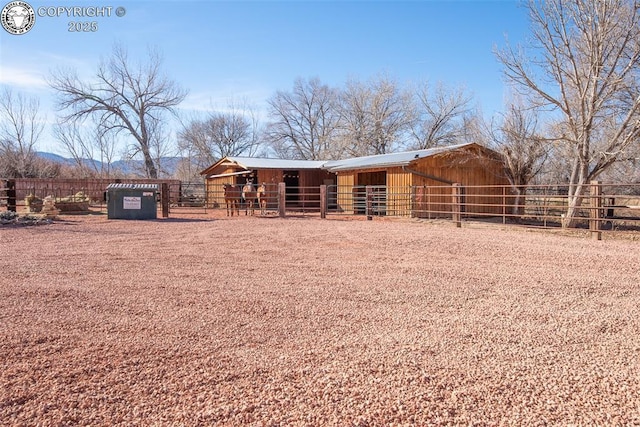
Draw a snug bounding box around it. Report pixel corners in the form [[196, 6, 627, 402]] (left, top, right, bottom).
[[2, 213, 640, 425]]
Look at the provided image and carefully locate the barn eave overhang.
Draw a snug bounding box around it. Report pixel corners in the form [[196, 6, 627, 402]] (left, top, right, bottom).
[[327, 161, 408, 173], [206, 170, 253, 179]]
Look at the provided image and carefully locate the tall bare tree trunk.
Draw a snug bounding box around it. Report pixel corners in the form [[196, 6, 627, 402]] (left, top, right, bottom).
[[496, 0, 640, 228], [49, 44, 186, 179]]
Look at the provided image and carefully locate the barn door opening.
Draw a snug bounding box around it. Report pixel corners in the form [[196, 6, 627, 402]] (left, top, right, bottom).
[[283, 170, 299, 204], [238, 170, 258, 185]]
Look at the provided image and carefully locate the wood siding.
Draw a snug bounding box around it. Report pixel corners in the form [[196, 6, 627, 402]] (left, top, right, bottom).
[[334, 147, 508, 217], [204, 166, 244, 208], [409, 152, 508, 217], [336, 174, 355, 213]]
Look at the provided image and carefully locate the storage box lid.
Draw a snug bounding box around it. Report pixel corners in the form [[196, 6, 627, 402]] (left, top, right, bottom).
[[106, 183, 158, 190]]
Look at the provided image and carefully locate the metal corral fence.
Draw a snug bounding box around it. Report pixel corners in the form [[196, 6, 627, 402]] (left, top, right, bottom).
[[164, 181, 207, 215], [3, 179, 639, 237], [324, 182, 640, 239], [203, 181, 640, 230], [204, 183, 323, 216]]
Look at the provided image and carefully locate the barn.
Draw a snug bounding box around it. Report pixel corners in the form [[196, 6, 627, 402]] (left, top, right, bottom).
[[201, 143, 509, 216], [200, 157, 335, 209], [323, 143, 509, 217]]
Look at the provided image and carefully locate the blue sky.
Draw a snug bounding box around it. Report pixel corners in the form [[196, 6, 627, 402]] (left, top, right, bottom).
[[0, 0, 529, 156]]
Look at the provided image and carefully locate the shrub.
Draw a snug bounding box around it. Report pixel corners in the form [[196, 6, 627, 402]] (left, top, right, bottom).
[[0, 211, 19, 221]]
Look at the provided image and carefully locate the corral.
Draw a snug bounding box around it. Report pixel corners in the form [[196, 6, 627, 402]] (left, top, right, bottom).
[[2, 213, 639, 425], [200, 143, 509, 215], [2, 178, 640, 239]]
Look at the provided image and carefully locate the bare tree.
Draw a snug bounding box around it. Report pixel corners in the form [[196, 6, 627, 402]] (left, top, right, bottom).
[[0, 88, 51, 178], [486, 99, 549, 216], [49, 44, 187, 179], [408, 81, 474, 149], [53, 119, 118, 177], [266, 77, 341, 160], [178, 101, 262, 170], [496, 0, 640, 227], [339, 75, 412, 156], [598, 143, 640, 184]]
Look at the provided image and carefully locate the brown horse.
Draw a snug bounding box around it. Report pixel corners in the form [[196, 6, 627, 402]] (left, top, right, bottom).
[[242, 181, 257, 216], [257, 183, 267, 215], [223, 183, 241, 216]]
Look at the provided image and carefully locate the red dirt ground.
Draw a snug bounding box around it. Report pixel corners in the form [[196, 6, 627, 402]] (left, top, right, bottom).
[[1, 212, 640, 425]]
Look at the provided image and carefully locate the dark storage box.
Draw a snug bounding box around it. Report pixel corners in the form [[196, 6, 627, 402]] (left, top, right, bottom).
[[106, 184, 158, 220]]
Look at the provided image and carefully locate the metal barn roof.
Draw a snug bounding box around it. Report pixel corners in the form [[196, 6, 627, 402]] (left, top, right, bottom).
[[224, 157, 327, 170], [323, 143, 477, 172], [201, 143, 488, 177]]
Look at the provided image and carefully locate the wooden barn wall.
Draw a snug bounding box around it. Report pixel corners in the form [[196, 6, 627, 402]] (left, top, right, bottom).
[[334, 151, 508, 217], [296, 170, 334, 206], [411, 185, 455, 218], [301, 169, 335, 188], [386, 167, 412, 216], [205, 166, 244, 208], [252, 168, 334, 189], [410, 153, 508, 217], [336, 173, 356, 213], [256, 169, 282, 186]]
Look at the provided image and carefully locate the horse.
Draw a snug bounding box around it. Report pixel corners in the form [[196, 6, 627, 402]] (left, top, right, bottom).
[[242, 181, 258, 216], [257, 183, 268, 215], [223, 183, 241, 216]]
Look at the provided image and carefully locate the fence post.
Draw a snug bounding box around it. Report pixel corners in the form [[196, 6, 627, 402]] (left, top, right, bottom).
[[590, 180, 602, 240], [7, 179, 16, 212], [320, 185, 327, 219], [161, 183, 170, 218], [366, 185, 373, 220], [278, 182, 286, 218], [452, 183, 462, 228], [502, 186, 506, 225]]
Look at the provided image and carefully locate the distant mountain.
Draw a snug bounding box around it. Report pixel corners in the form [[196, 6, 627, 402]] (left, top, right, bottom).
[[37, 151, 74, 165], [36, 152, 185, 177]]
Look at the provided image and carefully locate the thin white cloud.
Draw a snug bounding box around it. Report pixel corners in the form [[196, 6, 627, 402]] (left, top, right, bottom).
[[0, 65, 49, 89], [179, 92, 216, 113], [0, 47, 97, 94], [180, 85, 271, 117]]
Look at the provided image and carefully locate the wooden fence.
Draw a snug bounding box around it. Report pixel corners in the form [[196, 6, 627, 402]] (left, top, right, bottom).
[[1, 178, 182, 211]]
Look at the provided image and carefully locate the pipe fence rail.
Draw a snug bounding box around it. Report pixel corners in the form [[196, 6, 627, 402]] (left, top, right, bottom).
[[3, 178, 640, 238], [202, 181, 640, 235]]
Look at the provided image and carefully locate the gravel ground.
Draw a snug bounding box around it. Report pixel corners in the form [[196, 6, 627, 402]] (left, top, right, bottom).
[[1, 212, 640, 426]]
